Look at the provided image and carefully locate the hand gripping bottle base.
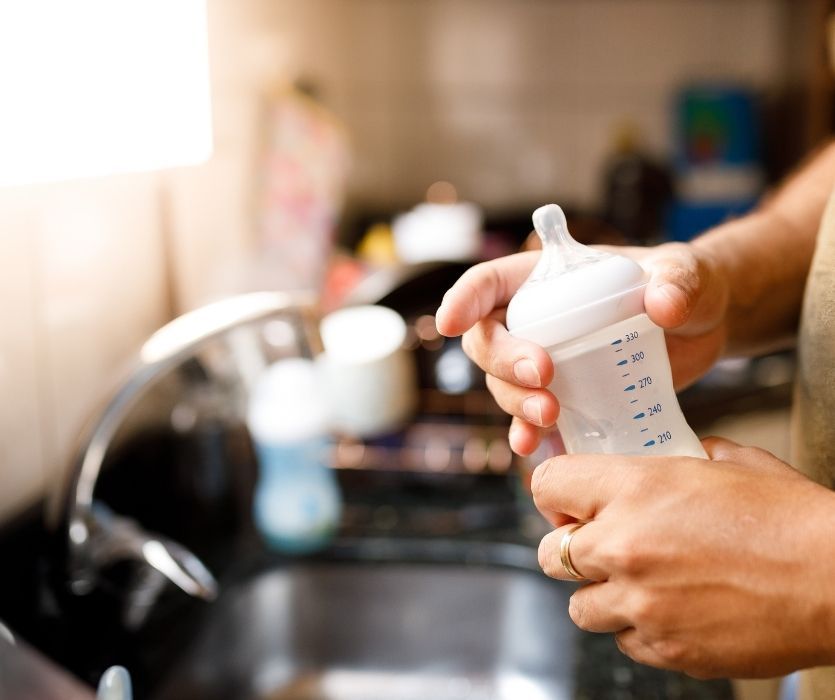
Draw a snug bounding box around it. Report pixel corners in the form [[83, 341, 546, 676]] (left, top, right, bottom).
[[506, 204, 706, 458]]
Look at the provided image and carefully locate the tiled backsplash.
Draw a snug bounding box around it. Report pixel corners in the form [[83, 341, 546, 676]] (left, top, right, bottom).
[[247, 0, 787, 209]]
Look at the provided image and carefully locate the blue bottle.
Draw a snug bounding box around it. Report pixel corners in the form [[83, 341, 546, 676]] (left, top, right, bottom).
[[247, 358, 341, 553]]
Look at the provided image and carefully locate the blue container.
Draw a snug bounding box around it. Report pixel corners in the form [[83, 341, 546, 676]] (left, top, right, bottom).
[[247, 358, 342, 554], [667, 84, 763, 241], [252, 438, 341, 554], [675, 85, 761, 169]]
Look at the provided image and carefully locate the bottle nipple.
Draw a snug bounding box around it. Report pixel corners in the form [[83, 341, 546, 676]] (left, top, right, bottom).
[[528, 204, 609, 283], [506, 203, 647, 345]]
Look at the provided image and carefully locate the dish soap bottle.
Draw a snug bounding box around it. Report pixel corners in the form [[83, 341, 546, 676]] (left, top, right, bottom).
[[247, 358, 341, 553]]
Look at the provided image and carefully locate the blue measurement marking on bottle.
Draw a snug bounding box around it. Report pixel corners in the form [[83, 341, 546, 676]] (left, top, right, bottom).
[[633, 412, 645, 419], [611, 339, 623, 345], [643, 440, 656, 447], [624, 384, 636, 391], [629, 399, 638, 404], [617, 359, 627, 366], [640, 427, 648, 433]]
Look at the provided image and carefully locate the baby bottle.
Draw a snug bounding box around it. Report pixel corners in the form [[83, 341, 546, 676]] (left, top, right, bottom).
[[506, 204, 705, 458]]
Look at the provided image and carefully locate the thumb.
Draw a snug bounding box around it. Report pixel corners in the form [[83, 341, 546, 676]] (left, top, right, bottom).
[[701, 436, 797, 478], [436, 251, 539, 337], [641, 243, 726, 334], [701, 436, 746, 462]]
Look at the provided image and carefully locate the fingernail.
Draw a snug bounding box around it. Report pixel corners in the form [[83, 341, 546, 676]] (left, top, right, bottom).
[[522, 396, 543, 425], [513, 358, 541, 387]]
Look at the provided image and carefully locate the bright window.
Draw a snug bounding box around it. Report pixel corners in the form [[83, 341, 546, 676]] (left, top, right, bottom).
[[0, 0, 212, 187]]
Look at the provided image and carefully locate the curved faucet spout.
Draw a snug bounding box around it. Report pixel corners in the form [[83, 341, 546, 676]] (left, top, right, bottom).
[[84, 503, 218, 602], [54, 292, 318, 604]]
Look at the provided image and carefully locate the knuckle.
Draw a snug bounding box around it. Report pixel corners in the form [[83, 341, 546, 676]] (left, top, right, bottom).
[[616, 547, 645, 576], [749, 445, 777, 462], [687, 667, 713, 681], [628, 590, 658, 628], [614, 630, 638, 659], [486, 346, 506, 377], [465, 321, 513, 378], [537, 535, 558, 576], [687, 663, 719, 681], [458, 263, 490, 297], [460, 329, 476, 360], [530, 459, 555, 503], [484, 375, 515, 416], [614, 632, 629, 656], [484, 373, 498, 396], [650, 638, 690, 669], [599, 535, 644, 575], [567, 593, 591, 629]]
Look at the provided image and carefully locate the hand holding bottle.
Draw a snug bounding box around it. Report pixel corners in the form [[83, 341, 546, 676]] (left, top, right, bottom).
[[436, 214, 729, 456]]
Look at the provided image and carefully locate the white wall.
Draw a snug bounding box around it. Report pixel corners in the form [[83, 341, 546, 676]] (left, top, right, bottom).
[[0, 176, 169, 521], [0, 0, 271, 522]]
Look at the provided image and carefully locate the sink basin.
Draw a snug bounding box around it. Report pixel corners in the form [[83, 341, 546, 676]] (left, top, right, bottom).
[[153, 557, 577, 700]]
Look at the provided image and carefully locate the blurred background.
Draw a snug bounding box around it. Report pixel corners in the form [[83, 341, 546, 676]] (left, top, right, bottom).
[[3, 0, 832, 524]]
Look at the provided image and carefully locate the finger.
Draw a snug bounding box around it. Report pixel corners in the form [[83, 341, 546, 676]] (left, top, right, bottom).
[[700, 436, 746, 462], [615, 628, 674, 670], [531, 453, 635, 523], [485, 374, 558, 428], [702, 436, 796, 477], [615, 628, 694, 674], [508, 418, 543, 456], [642, 244, 727, 334], [436, 252, 540, 337], [702, 435, 779, 468], [665, 328, 726, 390], [538, 521, 608, 581], [568, 582, 631, 633], [461, 316, 553, 388]]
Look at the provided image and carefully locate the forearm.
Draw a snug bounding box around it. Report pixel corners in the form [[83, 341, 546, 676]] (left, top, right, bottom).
[[693, 141, 835, 356], [803, 483, 835, 667]]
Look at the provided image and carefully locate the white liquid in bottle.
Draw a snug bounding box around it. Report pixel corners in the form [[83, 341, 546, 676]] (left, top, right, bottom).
[[506, 204, 705, 458]]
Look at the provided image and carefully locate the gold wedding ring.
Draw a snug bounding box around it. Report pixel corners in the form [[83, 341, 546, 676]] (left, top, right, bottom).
[[559, 523, 586, 580]]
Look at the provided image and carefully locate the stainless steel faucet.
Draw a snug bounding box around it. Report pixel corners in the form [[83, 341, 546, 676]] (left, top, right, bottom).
[[52, 291, 317, 616]]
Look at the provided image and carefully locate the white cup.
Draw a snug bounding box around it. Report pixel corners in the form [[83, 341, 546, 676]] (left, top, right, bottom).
[[392, 202, 483, 263], [318, 305, 417, 438]]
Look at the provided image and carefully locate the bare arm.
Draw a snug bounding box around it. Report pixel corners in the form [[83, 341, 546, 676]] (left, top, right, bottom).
[[694, 140, 835, 356]]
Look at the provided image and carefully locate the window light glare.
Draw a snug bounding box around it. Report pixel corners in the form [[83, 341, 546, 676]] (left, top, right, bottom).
[[0, 0, 213, 187]]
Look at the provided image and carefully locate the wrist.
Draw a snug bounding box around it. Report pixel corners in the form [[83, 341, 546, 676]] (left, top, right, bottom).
[[691, 211, 773, 314], [691, 210, 804, 355]]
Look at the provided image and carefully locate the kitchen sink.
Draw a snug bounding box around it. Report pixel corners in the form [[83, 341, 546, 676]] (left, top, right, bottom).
[[152, 554, 577, 700]]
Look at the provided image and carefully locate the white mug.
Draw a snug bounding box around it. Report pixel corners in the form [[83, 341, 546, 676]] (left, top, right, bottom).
[[318, 305, 417, 438]]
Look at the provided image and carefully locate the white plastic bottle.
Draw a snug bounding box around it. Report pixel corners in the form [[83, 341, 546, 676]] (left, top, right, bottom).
[[506, 204, 705, 458]]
